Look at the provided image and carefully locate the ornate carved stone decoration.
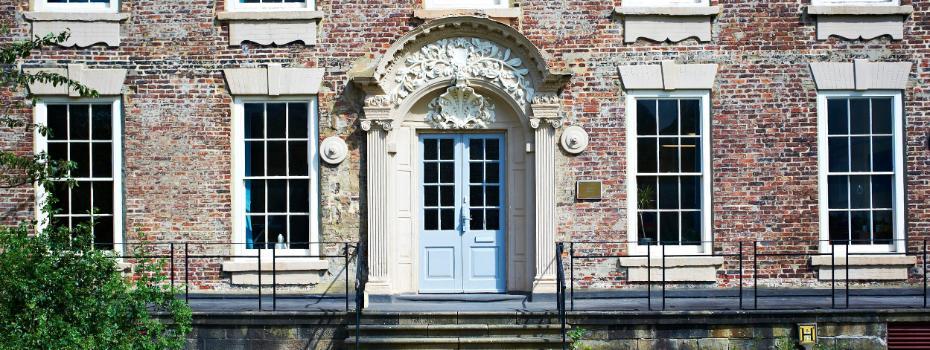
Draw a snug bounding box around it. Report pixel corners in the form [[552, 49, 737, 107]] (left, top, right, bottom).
[[560, 125, 589, 155], [392, 37, 534, 109], [426, 78, 496, 129], [532, 92, 561, 105], [364, 95, 391, 108], [319, 136, 349, 165], [360, 119, 394, 132]]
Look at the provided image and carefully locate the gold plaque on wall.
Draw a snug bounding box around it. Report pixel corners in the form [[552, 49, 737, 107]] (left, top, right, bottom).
[[576, 181, 602, 200]]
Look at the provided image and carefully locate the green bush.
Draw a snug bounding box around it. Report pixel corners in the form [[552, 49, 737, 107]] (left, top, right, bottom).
[[0, 218, 192, 350]]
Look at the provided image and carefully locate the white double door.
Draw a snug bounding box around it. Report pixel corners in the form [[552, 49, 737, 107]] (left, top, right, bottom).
[[419, 134, 506, 293]]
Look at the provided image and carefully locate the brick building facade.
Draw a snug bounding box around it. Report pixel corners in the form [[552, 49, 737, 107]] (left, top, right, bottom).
[[1, 0, 928, 295]]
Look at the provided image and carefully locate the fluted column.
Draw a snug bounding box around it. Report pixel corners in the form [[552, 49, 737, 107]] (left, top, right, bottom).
[[361, 95, 394, 294], [530, 93, 563, 293]]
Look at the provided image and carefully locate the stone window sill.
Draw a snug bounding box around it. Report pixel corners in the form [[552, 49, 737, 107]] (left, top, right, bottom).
[[413, 7, 521, 20], [806, 5, 913, 40], [618, 256, 724, 282], [222, 259, 330, 286], [23, 12, 129, 47], [807, 5, 913, 16], [810, 255, 916, 281], [612, 6, 720, 43], [216, 11, 324, 46], [614, 6, 722, 17]]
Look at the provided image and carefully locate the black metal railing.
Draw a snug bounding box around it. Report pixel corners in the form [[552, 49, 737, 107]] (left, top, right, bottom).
[[98, 241, 361, 312], [555, 242, 568, 350], [556, 239, 929, 313], [355, 243, 364, 349]]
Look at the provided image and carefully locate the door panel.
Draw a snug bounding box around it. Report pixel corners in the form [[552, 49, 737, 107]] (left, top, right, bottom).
[[419, 134, 505, 293]]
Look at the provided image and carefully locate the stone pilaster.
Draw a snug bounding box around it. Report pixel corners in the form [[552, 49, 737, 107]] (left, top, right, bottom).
[[361, 95, 394, 294], [530, 93, 563, 293]]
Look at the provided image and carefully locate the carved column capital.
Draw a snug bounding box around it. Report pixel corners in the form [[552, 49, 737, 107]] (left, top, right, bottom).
[[360, 119, 394, 132], [529, 117, 563, 130]]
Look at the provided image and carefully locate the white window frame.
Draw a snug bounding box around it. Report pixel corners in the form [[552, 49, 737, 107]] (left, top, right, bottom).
[[817, 91, 905, 255], [33, 0, 119, 13], [225, 0, 315, 12], [33, 98, 124, 251], [422, 0, 509, 10], [811, 0, 899, 6], [231, 96, 320, 259], [625, 90, 713, 256], [622, 0, 709, 7]]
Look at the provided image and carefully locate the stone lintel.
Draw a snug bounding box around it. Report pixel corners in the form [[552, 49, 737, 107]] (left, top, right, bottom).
[[810, 60, 911, 90], [224, 65, 325, 95], [25, 64, 127, 96], [618, 61, 718, 90]]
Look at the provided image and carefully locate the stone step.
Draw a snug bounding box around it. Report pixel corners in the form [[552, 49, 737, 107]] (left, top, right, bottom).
[[353, 311, 562, 325], [348, 324, 566, 337], [343, 336, 567, 349]]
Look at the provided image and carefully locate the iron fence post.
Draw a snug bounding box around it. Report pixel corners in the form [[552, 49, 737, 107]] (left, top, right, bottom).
[[924, 239, 927, 308], [831, 245, 836, 309], [345, 243, 350, 311], [845, 240, 850, 309], [647, 243, 652, 311], [272, 246, 277, 311], [258, 249, 262, 311], [170, 243, 175, 291], [661, 244, 666, 311], [738, 241, 743, 310], [184, 242, 189, 304], [753, 241, 758, 310], [570, 242, 575, 311]]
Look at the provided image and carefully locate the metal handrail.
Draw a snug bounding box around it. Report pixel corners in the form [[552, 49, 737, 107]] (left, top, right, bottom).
[[555, 242, 567, 350]]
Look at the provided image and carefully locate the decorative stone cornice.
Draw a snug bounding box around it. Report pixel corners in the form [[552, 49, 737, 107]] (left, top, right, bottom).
[[807, 5, 912, 40], [618, 61, 718, 90], [25, 64, 126, 96], [613, 6, 720, 43], [223, 64, 325, 95], [216, 11, 324, 46], [809, 59, 911, 91], [24, 12, 128, 47], [390, 37, 534, 109], [360, 119, 394, 132]]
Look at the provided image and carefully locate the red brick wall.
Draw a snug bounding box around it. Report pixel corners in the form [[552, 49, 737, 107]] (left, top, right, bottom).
[[1, 0, 928, 287]]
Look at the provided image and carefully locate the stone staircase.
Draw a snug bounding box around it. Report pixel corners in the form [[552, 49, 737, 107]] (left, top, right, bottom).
[[344, 311, 568, 349]]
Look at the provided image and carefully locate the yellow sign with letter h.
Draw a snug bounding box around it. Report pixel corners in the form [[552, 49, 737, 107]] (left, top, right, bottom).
[[798, 323, 817, 345]]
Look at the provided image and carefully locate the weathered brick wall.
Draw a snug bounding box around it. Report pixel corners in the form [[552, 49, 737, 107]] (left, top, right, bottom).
[[1, 0, 928, 288]]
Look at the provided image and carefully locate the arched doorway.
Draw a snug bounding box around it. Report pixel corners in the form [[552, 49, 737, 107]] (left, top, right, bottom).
[[352, 17, 571, 295]]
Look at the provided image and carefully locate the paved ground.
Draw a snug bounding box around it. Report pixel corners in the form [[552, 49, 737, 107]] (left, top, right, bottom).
[[184, 288, 929, 313]]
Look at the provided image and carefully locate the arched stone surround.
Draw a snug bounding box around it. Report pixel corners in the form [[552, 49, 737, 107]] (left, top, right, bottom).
[[352, 16, 571, 295]]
